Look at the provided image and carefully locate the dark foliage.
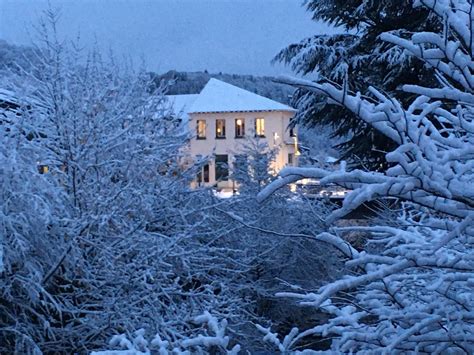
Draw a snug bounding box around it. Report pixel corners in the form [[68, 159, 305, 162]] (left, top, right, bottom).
[[150, 70, 295, 105], [275, 0, 440, 170]]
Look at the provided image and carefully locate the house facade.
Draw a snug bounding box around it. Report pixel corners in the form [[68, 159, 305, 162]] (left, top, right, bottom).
[[167, 79, 298, 190]]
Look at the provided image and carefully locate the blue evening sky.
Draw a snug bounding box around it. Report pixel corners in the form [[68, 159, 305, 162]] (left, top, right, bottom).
[[0, 0, 335, 75]]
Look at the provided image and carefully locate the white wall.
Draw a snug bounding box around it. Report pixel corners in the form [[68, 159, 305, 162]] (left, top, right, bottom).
[[189, 110, 296, 189]]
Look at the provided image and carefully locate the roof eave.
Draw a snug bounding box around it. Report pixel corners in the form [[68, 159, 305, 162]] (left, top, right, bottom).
[[188, 108, 296, 114]]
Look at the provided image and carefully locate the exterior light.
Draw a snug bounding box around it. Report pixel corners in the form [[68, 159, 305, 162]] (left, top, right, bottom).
[[294, 136, 301, 156], [236, 119, 242, 126]]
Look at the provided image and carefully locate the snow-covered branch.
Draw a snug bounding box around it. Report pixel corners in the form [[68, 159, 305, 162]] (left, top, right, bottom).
[[92, 312, 241, 355], [259, 1, 474, 352]]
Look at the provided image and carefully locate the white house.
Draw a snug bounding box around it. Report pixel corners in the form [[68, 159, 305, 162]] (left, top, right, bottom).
[[167, 78, 298, 190]]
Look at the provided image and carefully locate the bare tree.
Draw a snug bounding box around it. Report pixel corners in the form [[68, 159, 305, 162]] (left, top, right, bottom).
[[0, 10, 254, 353]]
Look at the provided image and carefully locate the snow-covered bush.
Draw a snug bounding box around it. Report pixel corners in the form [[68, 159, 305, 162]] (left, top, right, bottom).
[[0, 11, 253, 353], [91, 312, 241, 355], [221, 143, 342, 349], [0, 20, 337, 350], [257, 0, 474, 352], [0, 104, 70, 354]]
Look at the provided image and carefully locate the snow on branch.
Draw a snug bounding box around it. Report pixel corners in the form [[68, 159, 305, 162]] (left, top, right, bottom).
[[91, 312, 241, 355], [258, 0, 474, 352], [274, 75, 404, 144]]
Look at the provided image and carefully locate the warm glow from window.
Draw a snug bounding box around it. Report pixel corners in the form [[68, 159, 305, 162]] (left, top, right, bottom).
[[37, 164, 49, 174], [294, 136, 301, 156], [235, 118, 245, 137], [255, 118, 265, 136], [216, 119, 226, 138], [197, 120, 206, 138]]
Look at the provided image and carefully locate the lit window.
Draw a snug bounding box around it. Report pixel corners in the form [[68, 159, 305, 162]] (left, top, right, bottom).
[[235, 118, 245, 138], [215, 154, 229, 181], [216, 119, 226, 138], [38, 164, 49, 174], [255, 118, 265, 137], [196, 120, 206, 139]]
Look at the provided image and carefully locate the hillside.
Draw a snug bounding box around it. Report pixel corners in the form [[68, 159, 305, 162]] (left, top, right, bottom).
[[0, 41, 295, 105], [0, 40, 38, 76], [150, 70, 295, 104]]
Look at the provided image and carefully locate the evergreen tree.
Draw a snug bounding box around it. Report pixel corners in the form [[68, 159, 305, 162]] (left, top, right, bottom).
[[275, 0, 440, 170], [230, 136, 278, 194], [259, 0, 474, 351]]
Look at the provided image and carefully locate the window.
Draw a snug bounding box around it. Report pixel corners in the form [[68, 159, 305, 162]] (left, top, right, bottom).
[[197, 163, 210, 184], [255, 118, 265, 137], [215, 154, 229, 181], [196, 120, 206, 139], [203, 164, 209, 183], [288, 153, 294, 166], [289, 127, 296, 137], [216, 119, 226, 138], [197, 169, 201, 182], [196, 164, 209, 185], [37, 164, 49, 174], [235, 118, 245, 138]]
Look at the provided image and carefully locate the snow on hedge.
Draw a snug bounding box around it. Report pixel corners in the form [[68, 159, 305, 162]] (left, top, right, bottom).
[[91, 312, 240, 355]]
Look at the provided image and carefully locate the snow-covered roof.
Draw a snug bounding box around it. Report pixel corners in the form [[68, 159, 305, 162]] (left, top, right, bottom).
[[188, 78, 296, 114], [166, 94, 199, 130], [166, 94, 199, 124]]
